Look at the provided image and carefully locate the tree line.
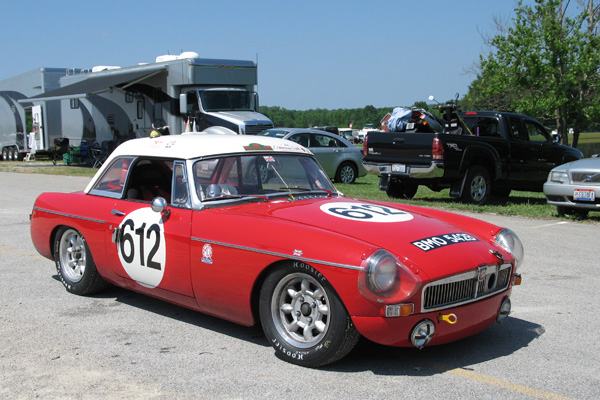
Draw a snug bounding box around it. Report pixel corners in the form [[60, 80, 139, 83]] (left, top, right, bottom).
[[261, 1, 600, 148], [259, 105, 394, 131]]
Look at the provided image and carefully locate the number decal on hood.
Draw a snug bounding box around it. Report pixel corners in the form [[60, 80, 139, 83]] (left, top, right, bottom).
[[320, 202, 413, 222]]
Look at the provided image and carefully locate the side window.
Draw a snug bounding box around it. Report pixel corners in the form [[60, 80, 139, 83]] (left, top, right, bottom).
[[509, 117, 526, 140], [186, 92, 199, 113], [172, 162, 189, 206], [524, 120, 550, 143], [289, 133, 309, 147], [91, 157, 135, 198], [473, 117, 500, 137], [312, 134, 338, 148], [125, 159, 173, 202]]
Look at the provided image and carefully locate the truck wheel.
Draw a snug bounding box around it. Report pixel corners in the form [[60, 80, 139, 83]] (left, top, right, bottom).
[[54, 227, 108, 295], [1, 147, 7, 161], [335, 162, 357, 184], [557, 206, 589, 218], [386, 181, 418, 199], [259, 262, 360, 367], [8, 147, 15, 161], [461, 166, 491, 205]]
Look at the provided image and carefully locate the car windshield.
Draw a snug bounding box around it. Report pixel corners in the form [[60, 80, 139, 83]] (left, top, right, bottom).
[[199, 90, 255, 112], [193, 154, 336, 202], [259, 129, 291, 138]]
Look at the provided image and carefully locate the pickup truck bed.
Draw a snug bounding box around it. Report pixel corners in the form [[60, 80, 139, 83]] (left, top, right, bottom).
[[363, 111, 583, 204]]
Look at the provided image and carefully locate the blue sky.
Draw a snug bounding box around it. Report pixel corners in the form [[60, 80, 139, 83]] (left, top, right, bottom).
[[1, 0, 526, 110]]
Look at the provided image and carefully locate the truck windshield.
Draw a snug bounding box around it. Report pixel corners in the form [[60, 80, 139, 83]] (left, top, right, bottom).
[[199, 90, 255, 112]]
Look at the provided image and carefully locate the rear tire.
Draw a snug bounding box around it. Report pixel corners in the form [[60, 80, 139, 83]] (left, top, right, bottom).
[[335, 162, 358, 184], [386, 181, 418, 199], [461, 166, 491, 205], [54, 227, 108, 295], [259, 262, 360, 367]]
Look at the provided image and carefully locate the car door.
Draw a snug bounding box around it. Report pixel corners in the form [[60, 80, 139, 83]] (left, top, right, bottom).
[[93, 157, 194, 297], [522, 119, 563, 178], [307, 133, 343, 178], [506, 116, 541, 185]]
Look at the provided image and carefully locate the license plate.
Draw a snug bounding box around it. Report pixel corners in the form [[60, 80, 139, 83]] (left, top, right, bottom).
[[573, 188, 595, 201], [392, 163, 407, 173]]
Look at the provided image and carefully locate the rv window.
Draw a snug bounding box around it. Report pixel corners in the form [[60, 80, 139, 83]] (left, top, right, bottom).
[[70, 99, 79, 109]]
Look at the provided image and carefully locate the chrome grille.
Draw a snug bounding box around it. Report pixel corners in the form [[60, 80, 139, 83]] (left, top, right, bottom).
[[422, 263, 512, 312], [571, 171, 600, 183], [244, 123, 274, 135]]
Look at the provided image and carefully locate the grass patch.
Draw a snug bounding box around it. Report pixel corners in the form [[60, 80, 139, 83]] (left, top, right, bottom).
[[0, 159, 98, 177], [338, 174, 600, 223], [2, 157, 598, 223]]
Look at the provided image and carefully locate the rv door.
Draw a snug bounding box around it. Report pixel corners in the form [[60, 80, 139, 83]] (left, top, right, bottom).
[[29, 105, 44, 153]]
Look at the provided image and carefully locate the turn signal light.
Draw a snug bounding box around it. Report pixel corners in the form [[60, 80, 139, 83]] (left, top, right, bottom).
[[385, 303, 414, 317]]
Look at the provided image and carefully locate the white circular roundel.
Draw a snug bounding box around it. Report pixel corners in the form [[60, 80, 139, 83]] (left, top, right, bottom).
[[320, 202, 413, 222], [117, 208, 166, 288]]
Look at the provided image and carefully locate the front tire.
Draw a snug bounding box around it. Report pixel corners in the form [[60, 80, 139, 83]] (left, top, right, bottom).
[[461, 166, 491, 205], [259, 263, 360, 367], [54, 227, 107, 295]]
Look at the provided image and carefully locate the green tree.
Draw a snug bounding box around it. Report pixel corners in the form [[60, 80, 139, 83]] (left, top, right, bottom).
[[467, 0, 600, 146]]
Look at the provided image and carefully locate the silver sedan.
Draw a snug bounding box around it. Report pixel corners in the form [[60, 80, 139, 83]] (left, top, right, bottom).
[[259, 128, 367, 184], [543, 155, 600, 217]]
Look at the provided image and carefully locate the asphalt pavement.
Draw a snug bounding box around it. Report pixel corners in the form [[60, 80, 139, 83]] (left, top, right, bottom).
[[0, 171, 598, 400]]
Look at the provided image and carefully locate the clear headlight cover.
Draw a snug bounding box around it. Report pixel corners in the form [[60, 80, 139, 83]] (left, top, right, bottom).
[[550, 171, 569, 183], [359, 249, 421, 303], [494, 228, 525, 271]]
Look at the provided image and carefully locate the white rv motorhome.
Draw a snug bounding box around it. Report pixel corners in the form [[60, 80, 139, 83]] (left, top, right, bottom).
[[0, 52, 273, 161]]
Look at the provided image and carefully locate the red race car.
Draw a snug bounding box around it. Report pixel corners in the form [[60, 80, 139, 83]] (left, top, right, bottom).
[[30, 134, 524, 367]]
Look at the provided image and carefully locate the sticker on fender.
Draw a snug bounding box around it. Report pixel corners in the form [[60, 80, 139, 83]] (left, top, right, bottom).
[[320, 202, 413, 222], [412, 233, 478, 252], [117, 208, 166, 288]]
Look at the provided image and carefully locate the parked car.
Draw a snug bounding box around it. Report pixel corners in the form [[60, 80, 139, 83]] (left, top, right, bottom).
[[543, 155, 600, 217], [259, 128, 367, 184], [30, 134, 524, 367]]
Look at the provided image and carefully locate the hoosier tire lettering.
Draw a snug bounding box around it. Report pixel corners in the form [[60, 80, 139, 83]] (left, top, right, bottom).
[[259, 262, 360, 368]]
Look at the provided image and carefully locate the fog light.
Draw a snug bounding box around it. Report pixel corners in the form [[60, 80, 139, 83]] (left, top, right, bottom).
[[410, 319, 435, 349], [497, 297, 511, 323]]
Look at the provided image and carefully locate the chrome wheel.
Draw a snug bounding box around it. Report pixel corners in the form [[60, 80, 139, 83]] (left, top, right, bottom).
[[271, 273, 330, 348], [461, 166, 491, 205], [58, 229, 87, 283], [335, 162, 357, 184], [469, 175, 487, 203]]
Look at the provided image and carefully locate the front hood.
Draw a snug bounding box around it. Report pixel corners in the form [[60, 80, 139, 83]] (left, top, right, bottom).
[[238, 197, 507, 280], [206, 110, 272, 124]]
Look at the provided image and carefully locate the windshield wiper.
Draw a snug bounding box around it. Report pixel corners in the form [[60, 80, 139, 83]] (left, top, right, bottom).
[[202, 194, 267, 202]]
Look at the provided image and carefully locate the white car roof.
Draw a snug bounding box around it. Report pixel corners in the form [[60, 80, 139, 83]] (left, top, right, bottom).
[[108, 133, 310, 160], [84, 133, 312, 193]]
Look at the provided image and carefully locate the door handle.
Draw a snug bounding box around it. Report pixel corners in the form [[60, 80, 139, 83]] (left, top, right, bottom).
[[111, 209, 125, 216]]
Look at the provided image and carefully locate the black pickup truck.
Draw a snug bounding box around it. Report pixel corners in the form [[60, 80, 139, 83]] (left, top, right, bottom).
[[363, 109, 583, 204]]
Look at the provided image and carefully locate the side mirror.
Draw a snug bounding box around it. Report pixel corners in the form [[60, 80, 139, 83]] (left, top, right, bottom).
[[151, 197, 170, 216], [179, 94, 187, 115]]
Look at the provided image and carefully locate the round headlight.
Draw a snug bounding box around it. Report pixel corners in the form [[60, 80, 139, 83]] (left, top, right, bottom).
[[495, 228, 525, 271], [365, 250, 399, 294]]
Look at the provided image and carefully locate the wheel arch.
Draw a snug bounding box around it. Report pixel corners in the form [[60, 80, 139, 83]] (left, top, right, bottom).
[[249, 258, 354, 327], [458, 146, 500, 181]]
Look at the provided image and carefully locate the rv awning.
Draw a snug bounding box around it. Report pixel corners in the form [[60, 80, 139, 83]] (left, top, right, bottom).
[[20, 65, 167, 103]]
